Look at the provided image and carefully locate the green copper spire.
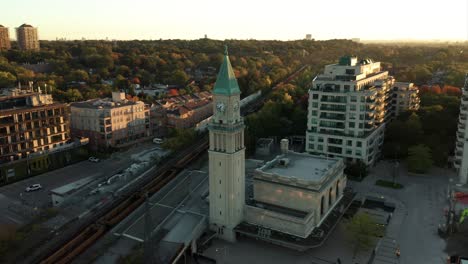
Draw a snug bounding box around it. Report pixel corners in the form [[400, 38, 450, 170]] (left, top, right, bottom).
[[213, 45, 241, 96]]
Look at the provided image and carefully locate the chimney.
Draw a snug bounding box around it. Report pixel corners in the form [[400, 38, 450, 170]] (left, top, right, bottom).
[[280, 138, 289, 154]]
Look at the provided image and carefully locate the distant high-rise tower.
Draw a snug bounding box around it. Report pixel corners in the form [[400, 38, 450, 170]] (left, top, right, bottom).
[[305, 34, 312, 40], [16, 24, 39, 51], [208, 46, 245, 242], [0, 25, 11, 50]]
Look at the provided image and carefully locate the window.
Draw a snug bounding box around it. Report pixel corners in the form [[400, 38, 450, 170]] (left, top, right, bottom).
[[350, 96, 357, 102], [346, 69, 355, 75], [356, 150, 362, 156], [360, 97, 365, 102], [317, 145, 323, 150], [348, 122, 355, 128], [347, 140, 352, 146], [219, 180, 221, 184], [311, 118, 318, 124], [318, 137, 324, 143], [312, 94, 318, 99], [357, 141, 362, 147], [220, 211, 222, 215], [308, 144, 314, 149], [350, 105, 356, 111], [312, 110, 318, 116], [346, 149, 352, 155], [312, 102, 318, 108], [309, 136, 315, 142]]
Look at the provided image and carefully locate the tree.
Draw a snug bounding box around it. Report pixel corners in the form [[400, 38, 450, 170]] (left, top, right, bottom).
[[345, 212, 383, 258], [344, 160, 368, 180], [0, 71, 16, 87], [407, 144, 432, 173], [170, 70, 189, 86]]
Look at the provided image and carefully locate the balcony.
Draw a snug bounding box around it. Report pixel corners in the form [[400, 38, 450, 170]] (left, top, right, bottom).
[[320, 105, 346, 112], [320, 113, 346, 121]]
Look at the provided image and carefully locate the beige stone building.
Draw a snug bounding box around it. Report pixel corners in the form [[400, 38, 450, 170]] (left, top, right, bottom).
[[70, 92, 150, 151], [0, 25, 10, 50], [16, 24, 39, 51], [244, 141, 346, 238]]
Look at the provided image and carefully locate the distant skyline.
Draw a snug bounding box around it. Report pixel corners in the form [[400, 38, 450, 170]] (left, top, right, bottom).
[[2, 0, 467, 41]]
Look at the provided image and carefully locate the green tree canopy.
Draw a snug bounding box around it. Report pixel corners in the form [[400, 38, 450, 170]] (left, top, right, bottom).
[[0, 71, 17, 87], [345, 212, 383, 258], [407, 144, 433, 173]]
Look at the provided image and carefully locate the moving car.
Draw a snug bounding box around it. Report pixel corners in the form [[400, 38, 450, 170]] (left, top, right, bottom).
[[25, 184, 42, 192], [88, 156, 100, 163]]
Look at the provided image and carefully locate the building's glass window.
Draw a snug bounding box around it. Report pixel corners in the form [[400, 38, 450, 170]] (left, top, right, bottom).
[[309, 136, 315, 142], [317, 145, 323, 150], [318, 137, 324, 143], [312, 94, 319, 99], [311, 118, 318, 124], [350, 96, 357, 102], [346, 149, 352, 155], [356, 150, 362, 156], [361, 97, 365, 102], [350, 105, 356, 111], [357, 141, 362, 147], [347, 140, 352, 146], [312, 110, 318, 116], [312, 102, 318, 108], [349, 122, 355, 128], [309, 144, 314, 149]]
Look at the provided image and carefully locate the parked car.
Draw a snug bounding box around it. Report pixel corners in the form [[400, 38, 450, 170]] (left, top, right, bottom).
[[25, 184, 42, 192], [88, 157, 100, 163], [153, 138, 164, 144]]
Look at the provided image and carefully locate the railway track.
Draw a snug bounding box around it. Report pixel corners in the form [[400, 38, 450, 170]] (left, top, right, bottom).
[[37, 64, 309, 264]]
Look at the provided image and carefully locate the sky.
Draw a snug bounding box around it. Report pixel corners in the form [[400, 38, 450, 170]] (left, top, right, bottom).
[[2, 0, 467, 41]]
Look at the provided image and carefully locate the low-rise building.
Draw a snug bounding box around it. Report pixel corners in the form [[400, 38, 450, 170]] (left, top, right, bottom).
[[150, 92, 213, 135], [391, 82, 420, 116], [70, 92, 150, 151], [0, 88, 70, 163], [244, 140, 346, 239]]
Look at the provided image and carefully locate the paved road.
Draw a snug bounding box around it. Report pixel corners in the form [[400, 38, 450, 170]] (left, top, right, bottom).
[[0, 142, 156, 227]]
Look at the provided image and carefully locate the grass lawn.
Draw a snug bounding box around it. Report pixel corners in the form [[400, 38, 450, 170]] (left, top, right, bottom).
[[375, 179, 404, 189]]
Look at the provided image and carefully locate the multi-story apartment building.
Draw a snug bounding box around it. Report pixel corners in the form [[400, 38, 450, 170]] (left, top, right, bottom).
[[0, 88, 70, 163], [16, 23, 39, 51], [306, 56, 395, 165], [454, 74, 468, 184], [391, 82, 420, 116], [0, 25, 10, 50], [70, 92, 150, 151]]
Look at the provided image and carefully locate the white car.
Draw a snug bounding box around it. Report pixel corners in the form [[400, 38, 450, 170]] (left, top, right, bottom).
[[25, 184, 42, 192], [88, 157, 100, 163], [153, 138, 164, 144]]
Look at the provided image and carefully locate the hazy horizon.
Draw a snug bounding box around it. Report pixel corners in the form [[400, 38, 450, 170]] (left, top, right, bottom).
[[2, 0, 467, 41]]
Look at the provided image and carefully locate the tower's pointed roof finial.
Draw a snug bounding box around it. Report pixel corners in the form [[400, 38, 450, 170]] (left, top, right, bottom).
[[213, 46, 240, 96]]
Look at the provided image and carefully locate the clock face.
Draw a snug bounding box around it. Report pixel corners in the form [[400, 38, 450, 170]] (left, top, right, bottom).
[[216, 102, 225, 112]]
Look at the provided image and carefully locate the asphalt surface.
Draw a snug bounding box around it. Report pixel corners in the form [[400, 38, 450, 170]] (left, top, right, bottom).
[[0, 143, 156, 227]]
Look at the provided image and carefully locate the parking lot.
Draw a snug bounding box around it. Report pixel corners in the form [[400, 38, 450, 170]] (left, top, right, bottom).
[[0, 141, 157, 227]]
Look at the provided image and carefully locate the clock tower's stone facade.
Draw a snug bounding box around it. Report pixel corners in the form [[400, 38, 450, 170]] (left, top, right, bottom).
[[208, 46, 245, 242]]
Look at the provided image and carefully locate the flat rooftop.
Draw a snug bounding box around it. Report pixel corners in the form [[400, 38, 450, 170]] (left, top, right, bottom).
[[71, 98, 144, 109], [50, 176, 95, 196], [257, 152, 339, 183]]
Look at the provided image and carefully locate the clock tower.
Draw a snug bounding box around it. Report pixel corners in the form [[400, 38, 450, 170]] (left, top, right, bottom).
[[208, 46, 245, 242]]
